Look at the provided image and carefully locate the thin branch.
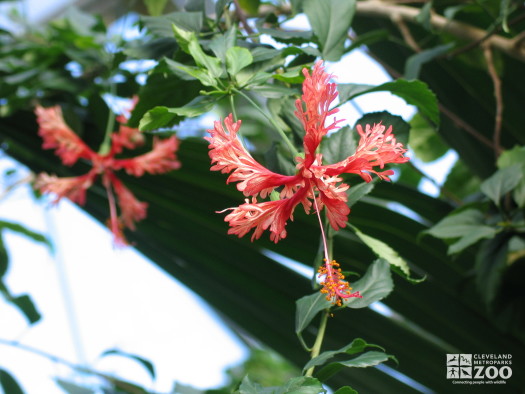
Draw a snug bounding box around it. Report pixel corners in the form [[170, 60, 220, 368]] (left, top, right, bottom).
[[438, 104, 498, 153], [232, 0, 254, 36], [447, 25, 498, 59], [483, 45, 504, 158], [391, 12, 421, 52], [354, 0, 525, 63], [448, 10, 525, 59]]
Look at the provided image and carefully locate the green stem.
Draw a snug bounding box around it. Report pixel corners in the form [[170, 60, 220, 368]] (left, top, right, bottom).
[[98, 84, 117, 156], [305, 310, 329, 377], [233, 88, 299, 157], [229, 94, 238, 121]]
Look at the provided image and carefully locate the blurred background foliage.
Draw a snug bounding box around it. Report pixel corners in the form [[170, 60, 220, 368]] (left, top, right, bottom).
[[1, 0, 525, 393]]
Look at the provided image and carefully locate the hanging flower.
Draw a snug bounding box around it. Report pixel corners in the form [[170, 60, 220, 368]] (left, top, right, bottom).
[[34, 100, 180, 246], [206, 61, 409, 305], [206, 61, 408, 243]]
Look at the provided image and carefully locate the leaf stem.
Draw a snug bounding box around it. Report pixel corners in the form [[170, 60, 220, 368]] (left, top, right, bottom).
[[229, 93, 238, 122], [233, 88, 299, 157], [305, 309, 329, 377], [98, 84, 117, 156]]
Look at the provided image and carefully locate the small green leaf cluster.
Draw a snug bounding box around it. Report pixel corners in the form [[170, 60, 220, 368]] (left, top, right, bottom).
[[424, 145, 525, 328], [0, 219, 51, 324]]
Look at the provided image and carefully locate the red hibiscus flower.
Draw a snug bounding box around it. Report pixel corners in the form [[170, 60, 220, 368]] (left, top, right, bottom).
[[34, 100, 180, 246], [206, 61, 409, 304], [206, 61, 408, 243]]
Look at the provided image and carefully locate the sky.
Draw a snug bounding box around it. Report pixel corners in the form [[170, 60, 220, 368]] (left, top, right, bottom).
[[0, 3, 455, 394]]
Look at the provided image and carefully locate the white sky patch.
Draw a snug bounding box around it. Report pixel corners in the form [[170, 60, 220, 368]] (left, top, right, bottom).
[[280, 13, 310, 31], [413, 150, 458, 197], [261, 249, 314, 279], [0, 158, 247, 393]]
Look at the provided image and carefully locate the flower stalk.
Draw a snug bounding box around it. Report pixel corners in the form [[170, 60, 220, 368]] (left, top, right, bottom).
[[305, 309, 329, 378]]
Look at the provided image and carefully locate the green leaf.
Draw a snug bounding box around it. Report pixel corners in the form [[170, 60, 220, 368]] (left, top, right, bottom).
[[475, 232, 510, 308], [423, 208, 498, 254], [316, 351, 395, 382], [348, 225, 410, 277], [139, 96, 216, 131], [278, 377, 325, 394], [396, 162, 424, 188], [480, 165, 523, 207], [55, 378, 95, 394], [100, 374, 150, 394], [386, 79, 440, 126], [127, 63, 202, 127], [140, 12, 202, 36], [303, 0, 356, 61], [249, 84, 298, 98], [238, 376, 266, 394], [321, 126, 356, 165], [443, 159, 481, 199], [337, 83, 376, 104], [101, 349, 156, 379], [0, 234, 8, 278], [0, 369, 24, 394], [344, 258, 394, 308], [209, 27, 237, 63], [408, 112, 448, 162], [215, 0, 231, 21], [346, 182, 375, 208], [334, 387, 358, 394], [496, 145, 525, 207], [10, 294, 41, 324], [164, 60, 217, 86], [226, 47, 253, 76], [238, 0, 260, 15], [404, 43, 455, 80], [172, 24, 222, 79], [424, 208, 488, 239], [0, 220, 51, 249], [242, 72, 272, 88], [237, 375, 325, 394], [303, 338, 381, 371], [339, 79, 439, 125], [257, 27, 313, 46], [143, 0, 168, 16], [354, 111, 410, 145], [500, 0, 511, 33], [265, 143, 297, 176], [415, 1, 433, 30], [448, 227, 499, 255], [272, 69, 305, 84], [139, 106, 177, 131], [295, 292, 331, 337], [497, 145, 525, 168], [60, 7, 101, 36]]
